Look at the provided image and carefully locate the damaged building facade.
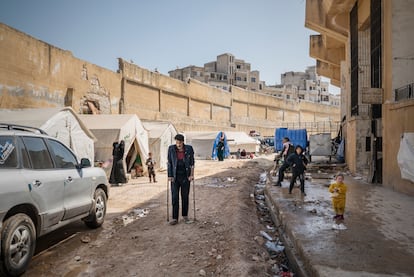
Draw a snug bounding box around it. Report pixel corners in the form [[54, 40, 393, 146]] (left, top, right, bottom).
[[0, 22, 339, 137], [305, 0, 414, 195]]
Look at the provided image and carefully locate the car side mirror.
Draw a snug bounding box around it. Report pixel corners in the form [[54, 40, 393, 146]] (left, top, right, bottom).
[[79, 158, 91, 168]]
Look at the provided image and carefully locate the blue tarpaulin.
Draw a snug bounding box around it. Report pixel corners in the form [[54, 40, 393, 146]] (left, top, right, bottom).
[[274, 128, 308, 152]]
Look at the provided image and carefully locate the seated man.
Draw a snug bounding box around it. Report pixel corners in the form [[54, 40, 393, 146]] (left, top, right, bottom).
[[275, 137, 294, 186]]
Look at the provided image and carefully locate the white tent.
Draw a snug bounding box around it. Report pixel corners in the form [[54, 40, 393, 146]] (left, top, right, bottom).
[[78, 114, 149, 175], [225, 131, 260, 154], [142, 120, 177, 171], [185, 131, 260, 160], [0, 107, 95, 162]]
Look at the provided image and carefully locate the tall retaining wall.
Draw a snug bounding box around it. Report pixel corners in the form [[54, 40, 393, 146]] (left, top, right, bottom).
[[0, 23, 340, 136]]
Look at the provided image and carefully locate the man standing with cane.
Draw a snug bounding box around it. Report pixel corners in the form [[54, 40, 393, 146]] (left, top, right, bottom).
[[167, 134, 195, 225]]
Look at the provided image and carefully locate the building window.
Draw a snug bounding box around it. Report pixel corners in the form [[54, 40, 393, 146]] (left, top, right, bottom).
[[366, 137, 371, 152], [236, 76, 242, 81], [395, 84, 414, 101], [251, 77, 256, 83], [210, 73, 215, 78], [236, 65, 241, 69], [223, 75, 227, 80]]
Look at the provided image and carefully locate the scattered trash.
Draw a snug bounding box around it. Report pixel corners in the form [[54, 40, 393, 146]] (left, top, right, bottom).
[[332, 223, 347, 230], [280, 271, 294, 277], [255, 182, 266, 188], [216, 254, 222, 260], [251, 255, 261, 261], [122, 215, 134, 226], [259, 173, 267, 183], [260, 230, 273, 241], [354, 176, 363, 180], [271, 263, 280, 274], [133, 208, 150, 217], [265, 240, 285, 254], [309, 208, 317, 214], [199, 269, 206, 276], [255, 188, 265, 195], [74, 256, 81, 262], [81, 235, 91, 243], [253, 172, 293, 275], [255, 195, 265, 201], [121, 208, 151, 226], [227, 177, 235, 182]]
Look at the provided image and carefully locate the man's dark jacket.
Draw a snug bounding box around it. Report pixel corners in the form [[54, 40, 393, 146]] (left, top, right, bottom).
[[168, 144, 195, 179]]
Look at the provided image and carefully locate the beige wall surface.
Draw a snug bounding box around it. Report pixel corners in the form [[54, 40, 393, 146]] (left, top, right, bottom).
[[380, 1, 414, 195], [0, 23, 121, 113], [384, 103, 414, 195]]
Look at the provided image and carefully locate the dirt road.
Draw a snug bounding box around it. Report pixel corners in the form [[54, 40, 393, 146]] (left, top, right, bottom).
[[24, 157, 286, 277]]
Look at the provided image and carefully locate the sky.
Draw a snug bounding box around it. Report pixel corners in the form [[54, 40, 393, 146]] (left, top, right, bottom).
[[0, 0, 338, 91]]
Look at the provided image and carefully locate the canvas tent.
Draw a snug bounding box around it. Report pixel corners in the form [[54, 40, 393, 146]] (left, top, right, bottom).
[[142, 120, 178, 171], [185, 131, 260, 160], [78, 114, 149, 175], [0, 107, 95, 162]]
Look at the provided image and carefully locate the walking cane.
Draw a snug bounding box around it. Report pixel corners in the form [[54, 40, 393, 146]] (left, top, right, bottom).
[[167, 178, 170, 222], [193, 178, 196, 221]]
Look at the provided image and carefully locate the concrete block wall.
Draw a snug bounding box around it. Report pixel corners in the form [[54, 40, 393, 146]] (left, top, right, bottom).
[[0, 24, 121, 113], [0, 23, 340, 138]]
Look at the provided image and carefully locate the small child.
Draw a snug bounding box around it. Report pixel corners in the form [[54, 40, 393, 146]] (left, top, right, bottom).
[[328, 173, 348, 220], [145, 152, 157, 183]]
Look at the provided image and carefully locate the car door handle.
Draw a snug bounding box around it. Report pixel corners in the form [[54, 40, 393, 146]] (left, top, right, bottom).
[[65, 176, 73, 183]]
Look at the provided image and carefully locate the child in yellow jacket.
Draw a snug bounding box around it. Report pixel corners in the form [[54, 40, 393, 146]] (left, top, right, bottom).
[[328, 173, 347, 220]]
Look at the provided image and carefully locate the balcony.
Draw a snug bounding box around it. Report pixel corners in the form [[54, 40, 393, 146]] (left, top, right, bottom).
[[305, 0, 356, 42], [316, 60, 340, 85], [310, 35, 345, 67]]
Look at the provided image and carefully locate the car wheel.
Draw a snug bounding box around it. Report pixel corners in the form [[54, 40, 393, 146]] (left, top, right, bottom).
[[84, 188, 107, 229], [1, 213, 36, 277]]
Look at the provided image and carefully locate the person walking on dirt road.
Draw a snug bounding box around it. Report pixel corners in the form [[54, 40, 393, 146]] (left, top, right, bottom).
[[167, 134, 195, 225]]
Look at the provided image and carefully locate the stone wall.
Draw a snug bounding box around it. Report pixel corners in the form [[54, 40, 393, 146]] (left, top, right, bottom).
[[0, 24, 122, 114], [119, 59, 340, 135], [0, 23, 340, 137]]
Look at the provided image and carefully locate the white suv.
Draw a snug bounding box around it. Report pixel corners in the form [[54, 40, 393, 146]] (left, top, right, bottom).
[[0, 123, 109, 276]]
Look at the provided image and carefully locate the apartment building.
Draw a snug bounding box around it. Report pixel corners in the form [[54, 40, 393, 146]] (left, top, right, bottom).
[[168, 65, 205, 83], [262, 66, 340, 106], [169, 53, 263, 92], [169, 54, 339, 106]]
